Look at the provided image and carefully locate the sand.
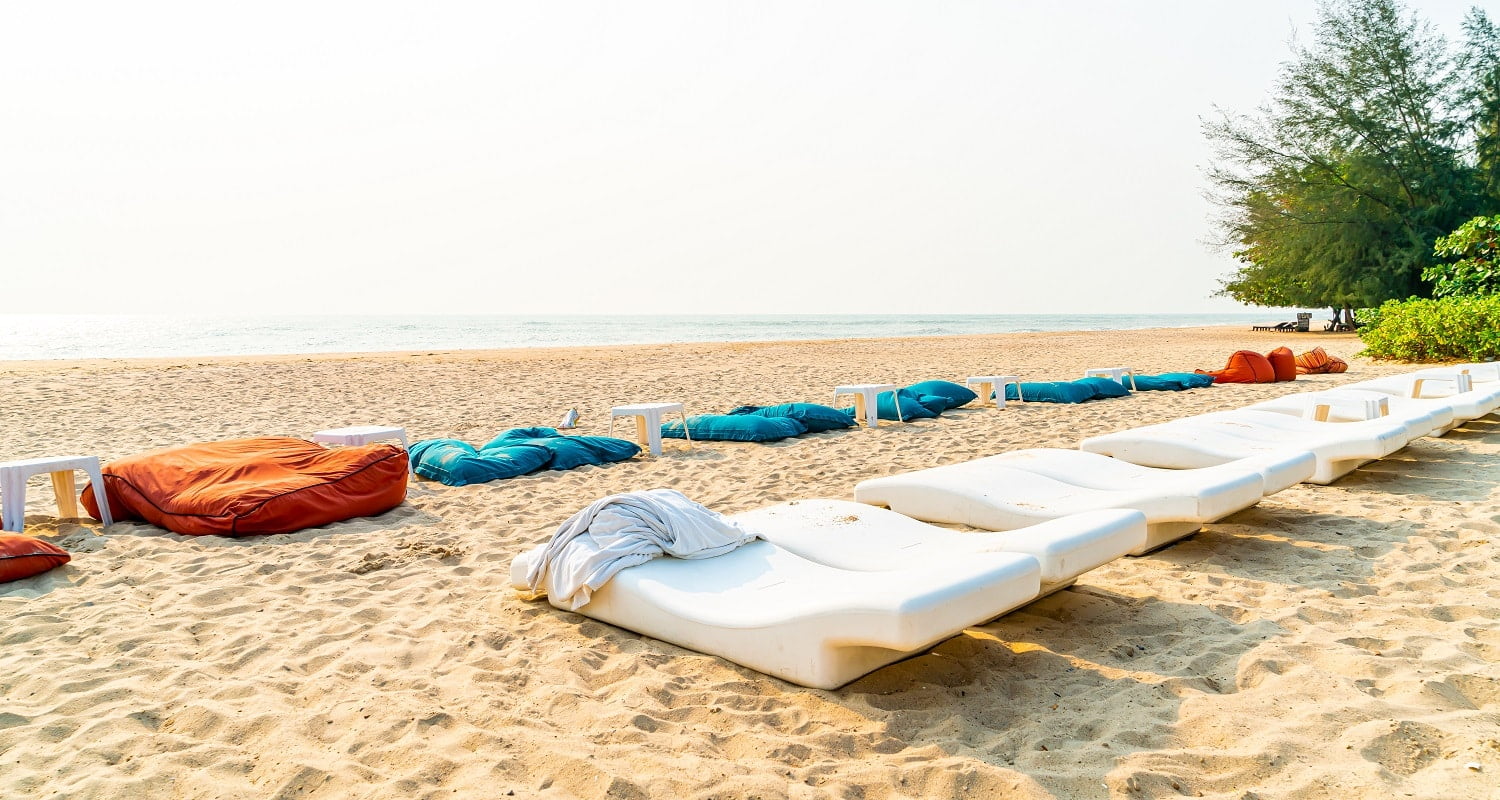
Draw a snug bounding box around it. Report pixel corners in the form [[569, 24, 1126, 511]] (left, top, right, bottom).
[[2, 325, 1498, 800]]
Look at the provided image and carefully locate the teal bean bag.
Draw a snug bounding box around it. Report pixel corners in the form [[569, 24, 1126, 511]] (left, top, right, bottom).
[[485, 427, 641, 470], [661, 415, 808, 442], [409, 438, 552, 486], [727, 403, 855, 432], [841, 388, 941, 421], [904, 380, 978, 410], [1077, 376, 1132, 398], [1004, 381, 1099, 404], [1162, 372, 1216, 388]]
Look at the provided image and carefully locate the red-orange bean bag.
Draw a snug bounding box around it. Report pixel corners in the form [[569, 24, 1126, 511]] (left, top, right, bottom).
[[1196, 350, 1277, 384], [81, 437, 408, 536], [0, 535, 70, 582], [1266, 347, 1298, 382], [1294, 347, 1349, 375]]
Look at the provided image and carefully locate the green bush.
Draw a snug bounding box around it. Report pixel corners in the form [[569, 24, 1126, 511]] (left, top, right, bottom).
[[1358, 296, 1500, 362]]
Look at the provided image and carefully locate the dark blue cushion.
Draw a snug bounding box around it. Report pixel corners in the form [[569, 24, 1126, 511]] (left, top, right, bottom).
[[1004, 381, 1098, 404], [841, 388, 940, 421], [727, 403, 855, 432], [409, 438, 552, 486], [1077, 376, 1132, 398], [904, 380, 978, 410], [486, 427, 641, 470], [662, 414, 808, 441]]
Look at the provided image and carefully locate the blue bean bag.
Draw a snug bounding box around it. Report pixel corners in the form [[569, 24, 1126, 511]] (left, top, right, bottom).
[[1162, 372, 1216, 388], [485, 427, 641, 470], [904, 380, 978, 410], [1004, 381, 1099, 404], [727, 403, 855, 432], [841, 388, 942, 421], [661, 415, 808, 442], [1077, 376, 1132, 398], [409, 438, 553, 486]]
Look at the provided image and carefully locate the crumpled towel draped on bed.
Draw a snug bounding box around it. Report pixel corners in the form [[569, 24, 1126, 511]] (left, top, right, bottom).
[[518, 489, 759, 611]]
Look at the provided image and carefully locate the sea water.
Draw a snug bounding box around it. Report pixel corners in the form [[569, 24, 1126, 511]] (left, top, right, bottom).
[[0, 313, 1281, 361]]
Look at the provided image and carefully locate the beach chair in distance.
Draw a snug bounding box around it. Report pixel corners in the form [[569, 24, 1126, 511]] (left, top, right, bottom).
[[852, 449, 1302, 555], [1080, 409, 1411, 485], [1247, 390, 1451, 440]]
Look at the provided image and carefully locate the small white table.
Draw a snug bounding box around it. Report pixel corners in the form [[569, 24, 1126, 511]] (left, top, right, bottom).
[[610, 402, 690, 456], [311, 425, 410, 449], [833, 384, 900, 428], [965, 375, 1023, 409], [1083, 367, 1138, 390], [0, 455, 113, 532]]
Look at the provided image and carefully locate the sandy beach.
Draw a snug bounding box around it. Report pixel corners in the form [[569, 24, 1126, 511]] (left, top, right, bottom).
[[2, 325, 1498, 800]]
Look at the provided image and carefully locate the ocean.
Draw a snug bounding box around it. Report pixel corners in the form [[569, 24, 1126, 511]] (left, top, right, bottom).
[[1, 313, 1284, 361]]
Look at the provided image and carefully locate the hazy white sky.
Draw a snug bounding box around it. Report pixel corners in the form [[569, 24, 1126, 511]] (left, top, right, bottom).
[[0, 1, 1481, 315]]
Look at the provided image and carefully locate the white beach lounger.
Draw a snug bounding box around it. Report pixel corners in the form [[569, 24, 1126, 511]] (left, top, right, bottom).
[[511, 538, 1041, 689], [1246, 389, 1450, 439], [983, 447, 1314, 498], [1342, 374, 1500, 425], [1414, 363, 1500, 383], [1080, 409, 1408, 485], [853, 451, 1270, 555], [732, 499, 1146, 594]]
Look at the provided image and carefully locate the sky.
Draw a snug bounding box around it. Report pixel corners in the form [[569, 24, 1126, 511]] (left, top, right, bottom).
[[0, 1, 1484, 315]]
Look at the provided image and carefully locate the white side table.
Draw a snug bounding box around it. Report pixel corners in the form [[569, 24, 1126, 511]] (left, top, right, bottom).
[[1083, 367, 1137, 390], [311, 425, 410, 449], [0, 455, 113, 532], [610, 402, 690, 456], [312, 426, 411, 472], [965, 375, 1023, 409], [834, 384, 900, 428]]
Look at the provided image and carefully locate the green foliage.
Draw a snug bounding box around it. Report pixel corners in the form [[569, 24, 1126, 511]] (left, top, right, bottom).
[[1426, 214, 1500, 296], [1357, 295, 1500, 360], [1205, 0, 1499, 309]]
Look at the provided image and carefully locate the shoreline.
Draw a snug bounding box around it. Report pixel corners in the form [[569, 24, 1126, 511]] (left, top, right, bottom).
[[0, 324, 1366, 373], [4, 325, 1495, 799]]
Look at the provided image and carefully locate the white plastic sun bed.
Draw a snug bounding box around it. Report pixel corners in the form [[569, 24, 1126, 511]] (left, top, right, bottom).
[[1080, 409, 1408, 485], [1245, 389, 1450, 439], [1342, 373, 1500, 424], [852, 449, 1281, 555], [512, 539, 1039, 689], [510, 499, 1152, 689], [733, 499, 1146, 594]]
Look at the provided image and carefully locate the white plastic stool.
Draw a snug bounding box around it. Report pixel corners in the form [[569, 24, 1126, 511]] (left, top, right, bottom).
[[311, 425, 410, 449], [834, 384, 900, 428], [1, 456, 113, 532], [610, 402, 690, 456], [1084, 367, 1138, 390], [966, 375, 1023, 409]]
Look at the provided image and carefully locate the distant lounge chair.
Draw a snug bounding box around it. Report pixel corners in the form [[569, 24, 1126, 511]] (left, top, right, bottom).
[[852, 448, 1306, 555]]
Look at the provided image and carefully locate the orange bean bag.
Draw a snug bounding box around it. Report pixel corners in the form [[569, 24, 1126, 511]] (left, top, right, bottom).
[[1294, 347, 1350, 375], [81, 437, 408, 536], [0, 535, 70, 582], [1196, 350, 1277, 384], [1266, 347, 1298, 382]]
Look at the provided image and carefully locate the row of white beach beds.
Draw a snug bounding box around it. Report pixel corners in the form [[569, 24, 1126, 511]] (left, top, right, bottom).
[[511, 364, 1500, 689]]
